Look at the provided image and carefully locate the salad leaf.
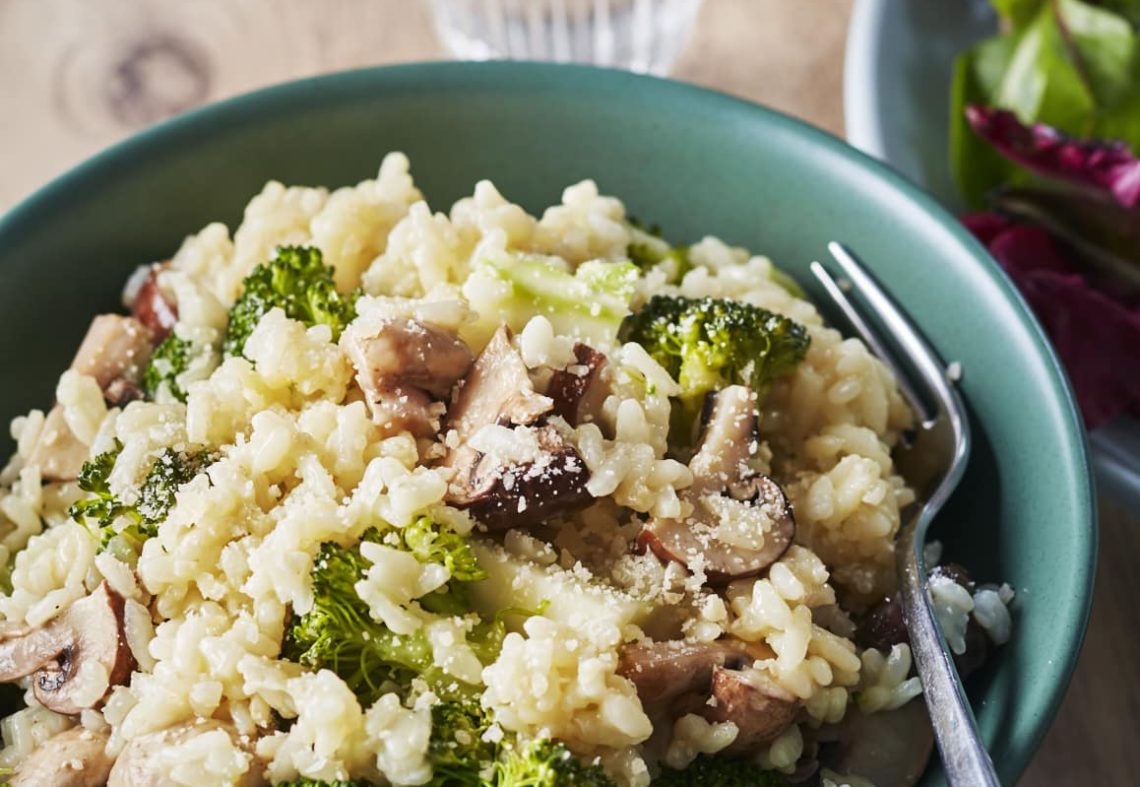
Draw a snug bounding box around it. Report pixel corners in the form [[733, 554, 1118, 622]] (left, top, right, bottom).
[[1057, 0, 1137, 107], [950, 0, 1140, 206], [992, 186, 1140, 291], [1099, 0, 1140, 26], [951, 36, 1024, 206], [992, 0, 1048, 28], [966, 107, 1140, 206], [996, 3, 1097, 130], [964, 213, 1140, 426]]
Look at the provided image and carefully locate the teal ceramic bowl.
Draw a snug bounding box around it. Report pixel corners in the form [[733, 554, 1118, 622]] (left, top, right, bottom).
[[0, 63, 1093, 785]]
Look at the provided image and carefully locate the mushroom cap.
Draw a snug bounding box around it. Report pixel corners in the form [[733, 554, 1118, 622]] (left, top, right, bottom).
[[10, 726, 113, 787], [817, 698, 934, 787], [442, 325, 594, 529], [0, 582, 135, 715], [29, 313, 159, 482], [104, 378, 145, 408], [638, 385, 795, 584], [702, 665, 800, 752], [857, 595, 909, 653], [639, 471, 795, 584]]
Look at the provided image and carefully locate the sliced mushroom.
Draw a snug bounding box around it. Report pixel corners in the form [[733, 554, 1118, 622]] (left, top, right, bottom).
[[637, 386, 794, 583], [25, 406, 90, 483], [0, 582, 135, 714], [618, 637, 800, 751], [857, 563, 992, 679], [446, 424, 591, 531], [10, 726, 113, 787], [104, 378, 145, 407], [446, 325, 552, 443], [688, 384, 760, 494], [344, 317, 474, 437], [125, 264, 178, 341], [28, 314, 158, 481], [71, 315, 155, 392], [108, 720, 260, 787], [363, 385, 444, 439], [547, 343, 608, 427], [617, 638, 762, 704], [857, 595, 908, 653], [703, 666, 800, 752], [639, 472, 796, 584], [347, 317, 474, 400], [441, 326, 592, 529], [817, 698, 934, 787]]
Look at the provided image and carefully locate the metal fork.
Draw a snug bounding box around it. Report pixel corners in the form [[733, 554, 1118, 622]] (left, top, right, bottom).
[[810, 242, 1001, 787]]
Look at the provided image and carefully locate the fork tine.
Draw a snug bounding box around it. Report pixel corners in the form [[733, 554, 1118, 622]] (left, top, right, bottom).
[[809, 260, 937, 428], [826, 242, 963, 430]]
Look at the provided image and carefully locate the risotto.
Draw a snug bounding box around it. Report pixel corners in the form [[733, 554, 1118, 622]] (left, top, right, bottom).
[[0, 154, 1012, 786]]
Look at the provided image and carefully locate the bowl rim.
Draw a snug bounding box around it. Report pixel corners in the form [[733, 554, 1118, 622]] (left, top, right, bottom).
[[843, 0, 892, 162], [0, 60, 1097, 781]]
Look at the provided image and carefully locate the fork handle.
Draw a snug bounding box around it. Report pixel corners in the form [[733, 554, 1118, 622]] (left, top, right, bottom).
[[898, 513, 1003, 787]]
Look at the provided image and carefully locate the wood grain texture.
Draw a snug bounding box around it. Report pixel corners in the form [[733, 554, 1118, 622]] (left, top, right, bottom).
[[0, 0, 849, 213], [0, 1, 1135, 784]]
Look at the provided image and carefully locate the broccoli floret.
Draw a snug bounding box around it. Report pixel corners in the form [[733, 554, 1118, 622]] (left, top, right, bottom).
[[69, 442, 138, 548], [70, 443, 215, 551], [397, 516, 488, 617], [223, 246, 357, 357], [282, 529, 436, 705], [617, 295, 810, 443], [136, 447, 217, 525], [463, 257, 640, 345], [627, 222, 693, 283], [494, 739, 616, 787], [142, 333, 192, 402], [283, 522, 502, 706], [399, 516, 487, 583], [652, 755, 787, 786], [426, 700, 498, 786], [426, 700, 614, 787]]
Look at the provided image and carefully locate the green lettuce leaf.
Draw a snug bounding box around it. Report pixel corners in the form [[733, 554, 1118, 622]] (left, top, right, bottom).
[[950, 0, 1140, 206]]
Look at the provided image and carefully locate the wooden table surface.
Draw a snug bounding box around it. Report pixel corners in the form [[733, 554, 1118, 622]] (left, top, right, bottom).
[[0, 0, 1135, 783]]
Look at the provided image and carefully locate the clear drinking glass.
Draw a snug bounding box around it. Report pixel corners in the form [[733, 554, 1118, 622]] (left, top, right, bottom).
[[427, 0, 705, 76]]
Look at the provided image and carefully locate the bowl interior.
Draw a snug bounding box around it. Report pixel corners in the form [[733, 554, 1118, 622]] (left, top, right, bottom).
[[0, 62, 1093, 785]]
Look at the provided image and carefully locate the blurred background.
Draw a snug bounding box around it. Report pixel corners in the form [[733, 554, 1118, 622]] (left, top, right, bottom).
[[0, 0, 847, 213], [0, 0, 1134, 784]]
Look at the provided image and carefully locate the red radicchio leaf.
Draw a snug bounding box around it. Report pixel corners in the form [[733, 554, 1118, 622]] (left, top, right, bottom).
[[966, 106, 1140, 208], [964, 213, 1140, 428]]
